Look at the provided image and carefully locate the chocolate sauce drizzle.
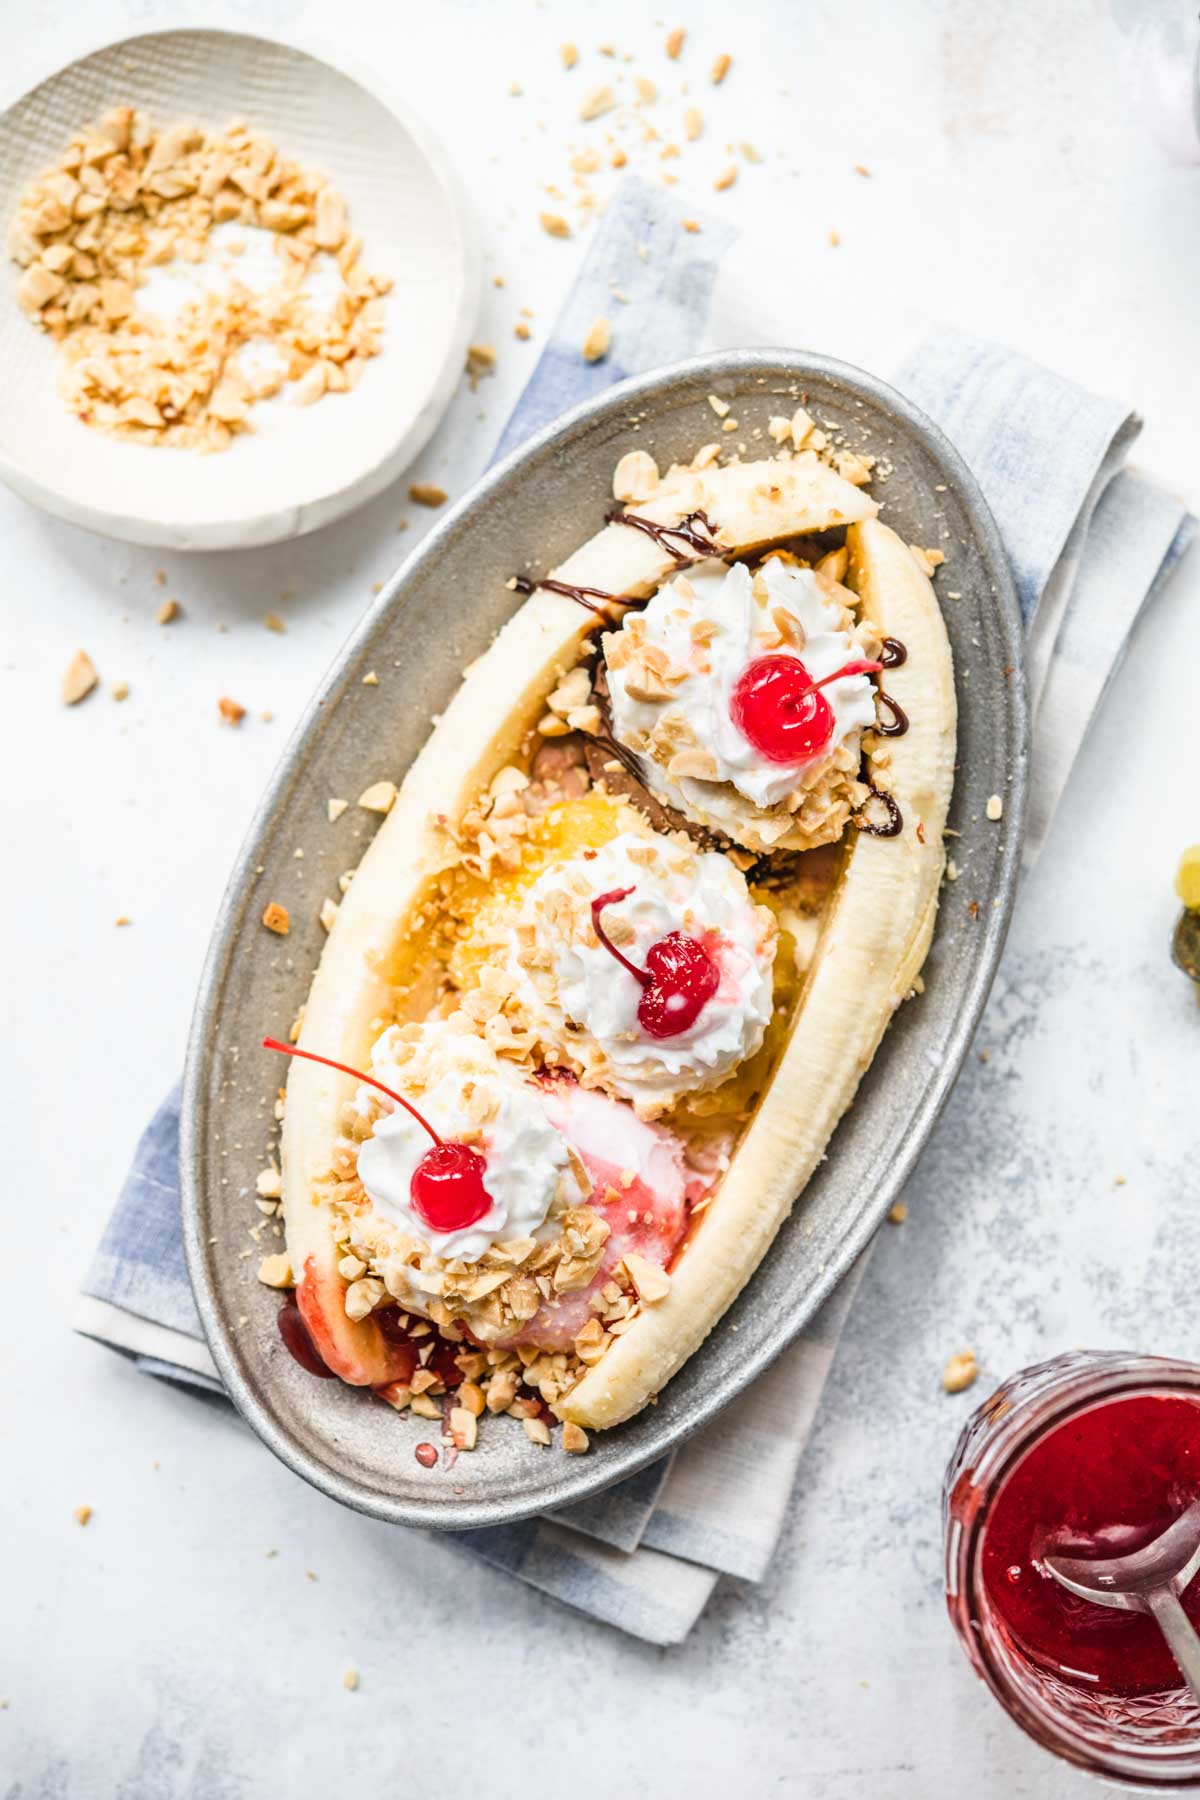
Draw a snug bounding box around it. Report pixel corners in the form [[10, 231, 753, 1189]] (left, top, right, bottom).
[[509, 575, 629, 618], [509, 508, 725, 619], [855, 636, 909, 832], [855, 758, 904, 838], [874, 691, 909, 738], [604, 506, 724, 564]]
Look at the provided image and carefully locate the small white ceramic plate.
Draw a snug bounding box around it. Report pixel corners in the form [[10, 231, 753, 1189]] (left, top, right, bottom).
[[0, 28, 479, 549]]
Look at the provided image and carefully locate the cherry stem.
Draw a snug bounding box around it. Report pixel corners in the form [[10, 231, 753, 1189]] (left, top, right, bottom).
[[804, 658, 881, 697], [262, 1037, 442, 1148], [590, 888, 651, 988]]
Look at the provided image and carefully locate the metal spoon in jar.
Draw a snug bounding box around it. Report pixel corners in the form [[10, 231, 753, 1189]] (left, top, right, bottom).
[[1044, 1498, 1200, 1702]]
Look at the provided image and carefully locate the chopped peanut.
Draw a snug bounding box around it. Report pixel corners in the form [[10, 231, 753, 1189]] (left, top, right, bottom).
[[62, 650, 98, 706], [943, 1351, 979, 1394]]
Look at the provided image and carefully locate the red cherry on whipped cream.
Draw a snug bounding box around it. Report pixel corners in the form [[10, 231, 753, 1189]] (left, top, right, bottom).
[[262, 1038, 492, 1234], [590, 889, 720, 1040], [730, 653, 882, 764]]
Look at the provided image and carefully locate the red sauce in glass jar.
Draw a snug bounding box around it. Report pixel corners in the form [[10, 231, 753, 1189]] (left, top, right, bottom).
[[982, 1393, 1200, 1696]]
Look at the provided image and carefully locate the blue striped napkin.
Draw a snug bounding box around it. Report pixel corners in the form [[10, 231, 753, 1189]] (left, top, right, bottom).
[[75, 179, 1194, 1645]]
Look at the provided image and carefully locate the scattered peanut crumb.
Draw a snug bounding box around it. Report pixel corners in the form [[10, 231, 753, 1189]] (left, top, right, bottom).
[[256, 1165, 282, 1199], [611, 148, 627, 169], [319, 896, 339, 932], [357, 779, 397, 815], [115, 915, 132, 927], [714, 164, 738, 191], [449, 1407, 478, 1451], [362, 670, 379, 687], [623, 1252, 670, 1303], [111, 679, 130, 701], [582, 316, 611, 363], [408, 482, 447, 507], [560, 42, 578, 69], [635, 76, 658, 104], [684, 107, 703, 141], [523, 1416, 552, 1446], [681, 218, 700, 232], [465, 341, 496, 387], [261, 901, 290, 936], [666, 27, 685, 58], [1115, 1174, 1127, 1187], [711, 52, 732, 84], [612, 449, 660, 502], [218, 696, 245, 726], [986, 794, 1003, 822], [327, 797, 348, 823], [74, 1505, 93, 1526], [539, 211, 571, 239], [257, 1253, 292, 1288], [707, 393, 730, 418], [888, 1200, 907, 1224], [854, 162, 871, 177], [943, 1351, 979, 1395], [264, 613, 286, 633], [62, 650, 98, 705], [155, 598, 181, 624], [514, 321, 531, 341], [829, 229, 841, 248], [342, 1669, 359, 1692], [909, 544, 946, 578], [562, 1422, 589, 1454], [740, 141, 762, 162], [580, 85, 616, 122]]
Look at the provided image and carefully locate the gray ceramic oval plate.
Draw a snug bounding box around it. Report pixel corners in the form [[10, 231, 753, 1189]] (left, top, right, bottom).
[[182, 349, 1028, 1530]]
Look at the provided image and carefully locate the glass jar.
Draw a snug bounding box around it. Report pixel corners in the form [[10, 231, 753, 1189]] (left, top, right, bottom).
[[945, 1350, 1200, 1787]]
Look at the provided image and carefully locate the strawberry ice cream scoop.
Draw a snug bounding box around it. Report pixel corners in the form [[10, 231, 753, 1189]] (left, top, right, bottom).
[[502, 1082, 697, 1351]]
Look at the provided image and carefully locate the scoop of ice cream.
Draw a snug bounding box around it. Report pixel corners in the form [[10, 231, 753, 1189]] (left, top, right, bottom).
[[355, 1019, 585, 1263], [505, 829, 777, 1113], [604, 557, 878, 847]]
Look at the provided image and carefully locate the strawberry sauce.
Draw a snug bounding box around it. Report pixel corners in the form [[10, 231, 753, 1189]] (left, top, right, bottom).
[[277, 1294, 338, 1378], [982, 1393, 1200, 1695]]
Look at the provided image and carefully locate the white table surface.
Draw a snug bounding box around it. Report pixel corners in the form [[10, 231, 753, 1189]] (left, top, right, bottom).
[[3, 0, 1197, 1793]]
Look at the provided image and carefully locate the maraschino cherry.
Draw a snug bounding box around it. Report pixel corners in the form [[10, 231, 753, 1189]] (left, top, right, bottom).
[[590, 890, 719, 1040], [730, 654, 881, 764], [262, 1038, 492, 1234]]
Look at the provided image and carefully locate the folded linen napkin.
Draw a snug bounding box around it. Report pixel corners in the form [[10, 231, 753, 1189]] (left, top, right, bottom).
[[74, 178, 1194, 1646]]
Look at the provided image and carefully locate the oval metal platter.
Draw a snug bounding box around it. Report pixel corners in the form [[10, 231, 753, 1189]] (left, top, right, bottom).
[[182, 349, 1028, 1530]]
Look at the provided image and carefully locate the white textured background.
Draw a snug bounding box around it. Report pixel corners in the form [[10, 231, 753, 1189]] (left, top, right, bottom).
[[2, 1, 1197, 1794]]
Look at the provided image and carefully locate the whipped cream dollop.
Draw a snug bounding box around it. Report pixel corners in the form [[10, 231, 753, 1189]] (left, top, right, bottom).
[[604, 557, 878, 816], [355, 1019, 585, 1263], [507, 830, 776, 1112]]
